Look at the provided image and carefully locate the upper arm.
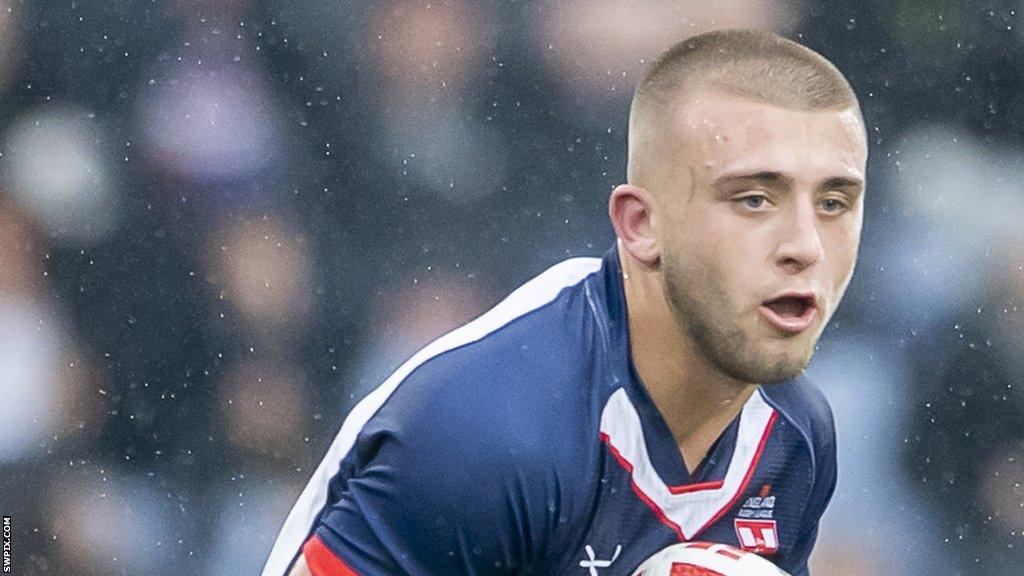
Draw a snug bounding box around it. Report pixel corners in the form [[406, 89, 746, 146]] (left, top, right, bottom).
[[291, 536, 362, 576], [299, 379, 561, 576]]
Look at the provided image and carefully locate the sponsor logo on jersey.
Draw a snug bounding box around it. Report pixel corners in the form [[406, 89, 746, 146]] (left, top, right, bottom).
[[737, 484, 775, 519], [579, 544, 622, 575]]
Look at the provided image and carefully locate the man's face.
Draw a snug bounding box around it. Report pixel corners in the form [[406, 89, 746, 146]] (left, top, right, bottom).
[[652, 91, 867, 384]]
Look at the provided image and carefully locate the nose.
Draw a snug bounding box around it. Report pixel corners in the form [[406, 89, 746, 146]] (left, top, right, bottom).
[[774, 198, 824, 274]]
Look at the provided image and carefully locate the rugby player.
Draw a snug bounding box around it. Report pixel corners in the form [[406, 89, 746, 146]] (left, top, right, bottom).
[[263, 28, 867, 576]]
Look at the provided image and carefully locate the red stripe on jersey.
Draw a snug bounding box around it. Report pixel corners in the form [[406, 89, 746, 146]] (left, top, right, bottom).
[[692, 411, 779, 539], [599, 432, 686, 540], [303, 535, 361, 576], [668, 479, 725, 495], [600, 410, 779, 542]]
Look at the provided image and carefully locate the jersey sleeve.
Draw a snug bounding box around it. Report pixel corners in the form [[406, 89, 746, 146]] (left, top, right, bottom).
[[301, 373, 561, 576], [781, 407, 838, 576]]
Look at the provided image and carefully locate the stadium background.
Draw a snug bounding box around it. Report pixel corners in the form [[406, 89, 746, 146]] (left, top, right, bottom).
[[0, 1, 1022, 574]]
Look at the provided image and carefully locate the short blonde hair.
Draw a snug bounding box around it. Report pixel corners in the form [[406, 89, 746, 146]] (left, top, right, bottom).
[[628, 29, 862, 184]]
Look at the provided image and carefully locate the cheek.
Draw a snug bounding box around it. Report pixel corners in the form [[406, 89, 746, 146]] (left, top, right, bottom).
[[671, 208, 740, 259], [676, 223, 765, 298], [825, 222, 862, 286], [666, 239, 742, 311], [660, 206, 755, 305]]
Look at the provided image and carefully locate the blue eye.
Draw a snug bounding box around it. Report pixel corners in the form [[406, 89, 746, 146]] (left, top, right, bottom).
[[743, 196, 766, 209], [821, 198, 847, 213]]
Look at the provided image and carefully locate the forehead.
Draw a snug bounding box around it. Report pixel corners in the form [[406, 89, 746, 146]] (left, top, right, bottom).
[[671, 91, 867, 181]]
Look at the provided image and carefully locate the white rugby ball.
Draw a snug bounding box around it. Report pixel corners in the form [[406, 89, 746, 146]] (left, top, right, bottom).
[[630, 542, 791, 576]]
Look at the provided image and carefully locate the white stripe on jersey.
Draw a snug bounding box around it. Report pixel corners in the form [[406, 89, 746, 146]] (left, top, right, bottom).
[[261, 256, 603, 576], [599, 387, 776, 539]]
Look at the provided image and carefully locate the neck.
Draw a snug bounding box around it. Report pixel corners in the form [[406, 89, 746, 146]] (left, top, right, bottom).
[[617, 241, 757, 473]]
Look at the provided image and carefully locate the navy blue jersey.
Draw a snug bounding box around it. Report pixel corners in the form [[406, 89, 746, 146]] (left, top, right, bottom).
[[262, 245, 837, 576]]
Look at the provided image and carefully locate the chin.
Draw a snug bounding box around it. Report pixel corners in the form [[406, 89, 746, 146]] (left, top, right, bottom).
[[682, 305, 818, 385], [759, 350, 815, 384], [721, 345, 814, 385], [753, 365, 808, 385]]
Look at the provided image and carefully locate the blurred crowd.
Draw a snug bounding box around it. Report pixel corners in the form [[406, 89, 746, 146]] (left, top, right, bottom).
[[0, 1, 1021, 574]]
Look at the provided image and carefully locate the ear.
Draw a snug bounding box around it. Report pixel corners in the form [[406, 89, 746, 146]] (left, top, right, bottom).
[[609, 184, 660, 268]]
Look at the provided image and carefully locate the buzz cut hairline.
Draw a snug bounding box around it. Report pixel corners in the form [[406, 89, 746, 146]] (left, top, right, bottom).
[[632, 29, 860, 117], [627, 29, 863, 185]]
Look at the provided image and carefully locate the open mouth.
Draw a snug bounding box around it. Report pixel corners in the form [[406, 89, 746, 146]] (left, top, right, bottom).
[[759, 293, 818, 334]]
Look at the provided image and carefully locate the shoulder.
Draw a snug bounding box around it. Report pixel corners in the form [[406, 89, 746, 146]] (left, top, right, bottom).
[[760, 378, 838, 550], [760, 376, 835, 445], [352, 255, 607, 474], [266, 257, 610, 576], [759, 377, 836, 472]]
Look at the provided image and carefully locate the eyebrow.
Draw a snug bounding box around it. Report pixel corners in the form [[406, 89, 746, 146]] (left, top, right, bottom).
[[821, 176, 864, 189], [713, 171, 791, 187], [712, 171, 864, 191]]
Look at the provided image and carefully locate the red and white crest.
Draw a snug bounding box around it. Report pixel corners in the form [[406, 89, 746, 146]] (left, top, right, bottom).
[[733, 519, 779, 554]]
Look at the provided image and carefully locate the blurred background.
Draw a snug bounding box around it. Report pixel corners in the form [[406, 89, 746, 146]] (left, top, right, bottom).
[[0, 1, 1021, 574]]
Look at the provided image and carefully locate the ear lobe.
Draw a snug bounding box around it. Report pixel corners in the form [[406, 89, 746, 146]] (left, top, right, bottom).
[[609, 184, 660, 268]]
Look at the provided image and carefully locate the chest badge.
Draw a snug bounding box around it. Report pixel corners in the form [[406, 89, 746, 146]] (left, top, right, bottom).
[[734, 518, 779, 554], [734, 484, 779, 554]]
